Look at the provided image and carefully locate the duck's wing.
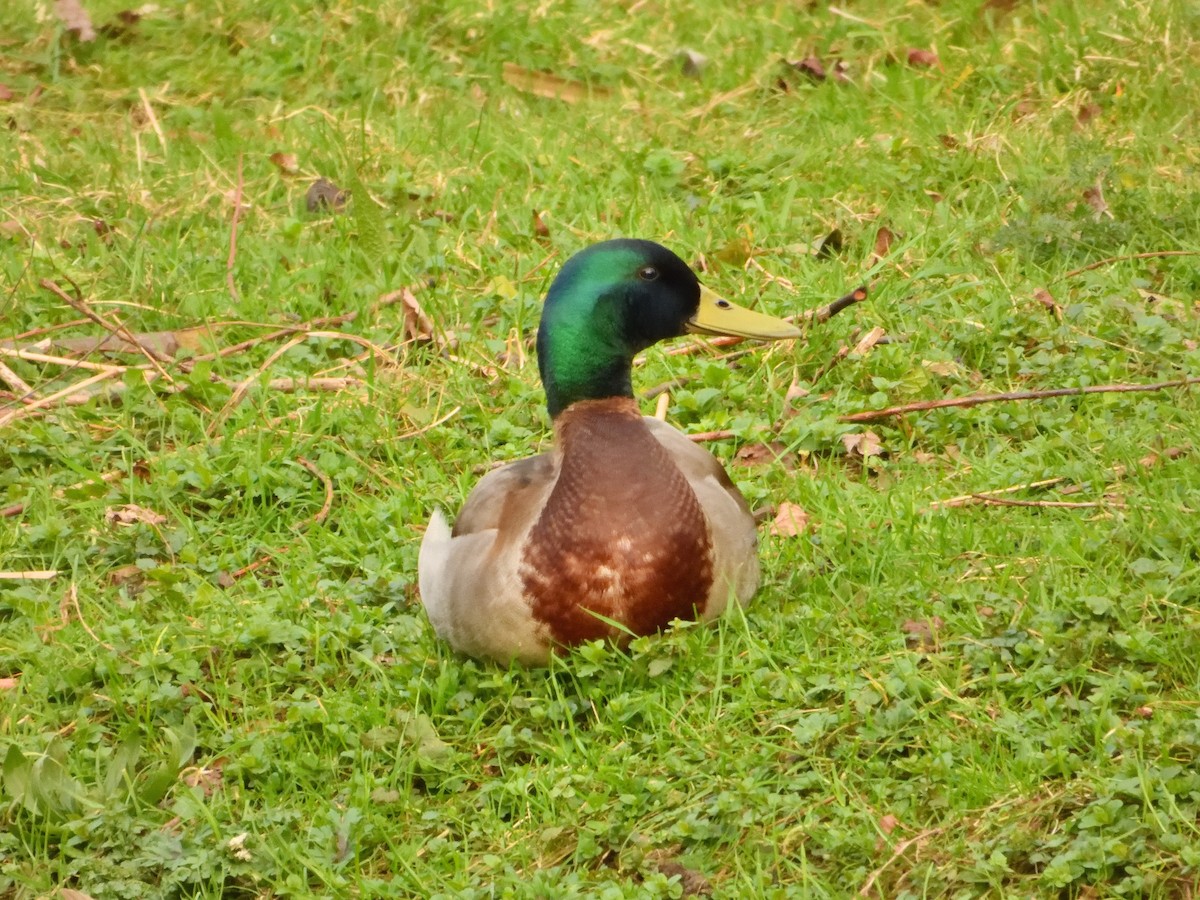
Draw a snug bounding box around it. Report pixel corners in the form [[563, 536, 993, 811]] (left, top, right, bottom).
[[451, 453, 556, 539], [418, 454, 558, 664], [643, 417, 760, 612]]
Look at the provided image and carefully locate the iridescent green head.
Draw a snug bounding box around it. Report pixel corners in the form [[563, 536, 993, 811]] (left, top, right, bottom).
[[536, 239, 800, 418]]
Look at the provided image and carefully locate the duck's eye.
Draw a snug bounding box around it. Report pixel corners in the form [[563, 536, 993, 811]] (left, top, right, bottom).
[[716, 299, 731, 309], [637, 266, 659, 282]]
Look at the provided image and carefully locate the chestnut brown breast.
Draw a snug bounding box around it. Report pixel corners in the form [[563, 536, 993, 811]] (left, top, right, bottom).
[[519, 397, 715, 647]]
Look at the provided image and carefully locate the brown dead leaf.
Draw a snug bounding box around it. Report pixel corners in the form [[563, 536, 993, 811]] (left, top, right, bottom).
[[108, 564, 145, 586], [906, 48, 939, 68], [397, 288, 434, 343], [306, 177, 347, 213], [1011, 98, 1037, 121], [938, 134, 959, 150], [785, 380, 810, 404], [104, 504, 167, 526], [1076, 102, 1101, 127], [789, 56, 826, 81], [653, 857, 712, 897], [502, 62, 608, 103], [1033, 287, 1062, 318], [1083, 180, 1111, 220], [182, 759, 226, 796], [733, 441, 790, 468], [269, 152, 299, 175], [841, 431, 883, 458], [850, 326, 886, 356], [55, 0, 97, 41], [531, 209, 550, 238], [874, 812, 902, 851], [0, 220, 28, 241], [769, 502, 809, 537], [871, 226, 895, 263], [902, 616, 943, 651], [1138, 446, 1185, 468]]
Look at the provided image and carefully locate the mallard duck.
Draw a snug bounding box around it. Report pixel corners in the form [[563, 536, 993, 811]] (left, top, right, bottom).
[[418, 239, 800, 664]]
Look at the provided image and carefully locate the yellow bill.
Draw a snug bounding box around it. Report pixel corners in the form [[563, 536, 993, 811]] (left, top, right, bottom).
[[686, 285, 802, 340]]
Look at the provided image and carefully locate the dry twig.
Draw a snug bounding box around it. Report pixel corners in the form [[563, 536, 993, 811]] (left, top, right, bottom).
[[222, 453, 340, 584], [968, 495, 1118, 509], [0, 369, 125, 429], [841, 376, 1200, 423], [0, 359, 35, 398], [688, 429, 736, 443], [40, 279, 174, 379], [207, 330, 398, 436], [294, 457, 334, 527], [927, 477, 1069, 511], [1058, 250, 1199, 281], [227, 154, 244, 304], [62, 582, 115, 651]]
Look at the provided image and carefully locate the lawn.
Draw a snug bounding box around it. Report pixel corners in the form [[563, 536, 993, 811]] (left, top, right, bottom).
[[2, 0, 1199, 896]]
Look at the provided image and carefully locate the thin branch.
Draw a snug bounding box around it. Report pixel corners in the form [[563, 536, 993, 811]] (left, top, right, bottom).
[[294, 457, 334, 527], [3, 318, 90, 344], [138, 87, 167, 158], [927, 477, 1068, 511], [688, 429, 736, 442], [206, 330, 398, 436], [1058, 250, 1199, 281], [40, 279, 174, 380], [0, 346, 125, 373], [227, 153, 244, 304], [653, 393, 670, 421], [858, 827, 944, 898], [0, 369, 124, 429], [238, 376, 363, 394], [840, 376, 1200, 423], [395, 404, 461, 440], [183, 312, 360, 367], [66, 582, 115, 651], [0, 359, 35, 398], [222, 453, 340, 584], [968, 494, 1119, 509], [805, 284, 870, 325]]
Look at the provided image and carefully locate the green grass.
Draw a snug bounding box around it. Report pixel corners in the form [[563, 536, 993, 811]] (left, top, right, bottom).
[[2, 0, 1199, 896]]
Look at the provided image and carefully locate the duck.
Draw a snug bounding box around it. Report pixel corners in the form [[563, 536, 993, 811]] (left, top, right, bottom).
[[418, 239, 801, 665]]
